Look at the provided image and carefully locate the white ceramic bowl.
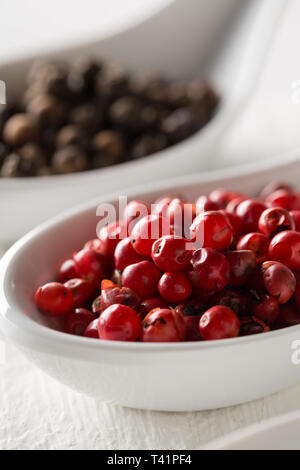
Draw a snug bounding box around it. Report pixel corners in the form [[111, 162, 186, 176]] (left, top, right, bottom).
[[0, 0, 287, 242], [1, 151, 300, 412]]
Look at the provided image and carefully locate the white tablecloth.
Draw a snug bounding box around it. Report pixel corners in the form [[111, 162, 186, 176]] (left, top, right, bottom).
[[2, 341, 300, 450], [2, 0, 300, 451]]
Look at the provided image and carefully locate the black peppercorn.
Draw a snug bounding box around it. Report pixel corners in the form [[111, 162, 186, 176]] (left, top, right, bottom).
[[0, 104, 21, 134], [0, 142, 9, 168], [167, 81, 189, 108], [36, 166, 54, 177], [92, 152, 115, 169], [52, 145, 88, 174], [39, 128, 57, 158], [96, 64, 130, 102], [68, 57, 102, 94], [27, 61, 67, 85], [92, 130, 125, 163], [109, 96, 142, 130], [1, 153, 22, 177], [23, 84, 44, 106], [161, 107, 198, 143], [18, 143, 47, 167], [141, 76, 170, 106], [69, 103, 103, 134], [0, 150, 42, 177], [3, 113, 39, 147], [109, 96, 158, 132], [187, 79, 219, 115], [56, 125, 88, 149], [0, 57, 219, 178], [131, 133, 167, 159], [27, 94, 66, 127], [36, 67, 71, 101]]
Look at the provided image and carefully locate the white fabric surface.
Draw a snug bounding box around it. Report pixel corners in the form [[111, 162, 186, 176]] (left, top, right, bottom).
[[2, 341, 300, 450], [2, 0, 300, 451]]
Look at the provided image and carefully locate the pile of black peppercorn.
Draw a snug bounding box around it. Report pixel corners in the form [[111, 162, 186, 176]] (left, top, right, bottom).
[[0, 58, 219, 177]]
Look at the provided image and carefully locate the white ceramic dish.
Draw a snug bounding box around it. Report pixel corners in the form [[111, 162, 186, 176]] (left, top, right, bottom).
[[1, 150, 300, 412], [0, 0, 287, 242], [204, 410, 300, 450]]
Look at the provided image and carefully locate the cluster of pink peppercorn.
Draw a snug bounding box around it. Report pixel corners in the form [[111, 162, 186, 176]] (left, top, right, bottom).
[[35, 181, 300, 342]]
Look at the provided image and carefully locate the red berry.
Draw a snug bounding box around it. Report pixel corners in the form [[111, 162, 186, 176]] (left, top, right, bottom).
[[167, 198, 195, 235], [275, 303, 300, 329], [84, 238, 103, 252], [269, 231, 300, 270], [98, 222, 127, 258], [167, 198, 186, 226], [251, 293, 279, 326], [196, 195, 220, 212], [175, 301, 206, 341], [209, 189, 243, 209], [248, 265, 265, 291], [236, 199, 266, 233], [114, 237, 145, 271], [73, 249, 106, 286], [240, 316, 270, 336], [223, 211, 243, 242], [199, 306, 240, 340], [226, 197, 247, 215], [226, 250, 257, 287], [100, 285, 140, 312], [35, 282, 73, 316], [131, 214, 172, 257], [158, 271, 191, 303], [291, 211, 300, 232], [152, 236, 192, 272], [192, 288, 216, 305], [258, 207, 295, 237], [237, 232, 270, 263], [266, 189, 300, 211], [122, 260, 161, 300], [64, 308, 95, 336], [123, 200, 150, 233], [138, 297, 170, 319], [84, 319, 99, 338], [295, 283, 300, 310], [152, 196, 173, 217], [260, 182, 292, 200], [141, 309, 186, 342], [190, 211, 233, 252], [189, 248, 230, 292], [58, 259, 78, 283], [98, 304, 142, 342], [212, 289, 250, 317], [262, 261, 296, 304], [64, 278, 95, 308]]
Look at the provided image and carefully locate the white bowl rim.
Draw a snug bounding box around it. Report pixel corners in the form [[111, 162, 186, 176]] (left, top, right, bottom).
[[2, 147, 300, 355]]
